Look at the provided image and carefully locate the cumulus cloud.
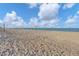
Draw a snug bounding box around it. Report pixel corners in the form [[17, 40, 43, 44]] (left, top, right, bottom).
[[63, 3, 75, 9], [27, 3, 60, 28], [39, 19, 59, 28], [65, 11, 79, 27], [38, 3, 60, 20], [65, 17, 77, 24], [28, 3, 38, 8], [3, 11, 26, 28], [0, 20, 3, 24], [28, 17, 59, 28], [28, 17, 39, 27], [38, 3, 60, 27]]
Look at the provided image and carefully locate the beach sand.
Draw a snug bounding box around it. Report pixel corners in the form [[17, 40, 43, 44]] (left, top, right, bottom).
[[0, 29, 79, 56]]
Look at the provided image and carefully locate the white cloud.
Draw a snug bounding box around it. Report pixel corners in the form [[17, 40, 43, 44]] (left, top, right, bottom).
[[28, 17, 59, 28], [63, 3, 75, 9], [76, 11, 79, 14], [3, 11, 26, 28], [38, 3, 60, 28], [28, 17, 39, 27], [65, 11, 79, 27], [38, 3, 60, 20], [39, 19, 59, 28], [0, 3, 61, 28], [3, 11, 17, 23], [28, 3, 38, 8], [65, 17, 77, 24], [0, 20, 3, 24], [27, 3, 60, 28]]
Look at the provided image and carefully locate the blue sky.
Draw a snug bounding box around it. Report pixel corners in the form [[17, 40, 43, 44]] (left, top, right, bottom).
[[0, 3, 39, 21], [0, 3, 79, 28]]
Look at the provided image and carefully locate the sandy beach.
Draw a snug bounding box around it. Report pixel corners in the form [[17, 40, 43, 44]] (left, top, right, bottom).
[[0, 29, 79, 56]]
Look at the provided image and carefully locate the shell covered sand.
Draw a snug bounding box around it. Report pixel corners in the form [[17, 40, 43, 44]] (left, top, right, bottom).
[[0, 29, 79, 56]]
